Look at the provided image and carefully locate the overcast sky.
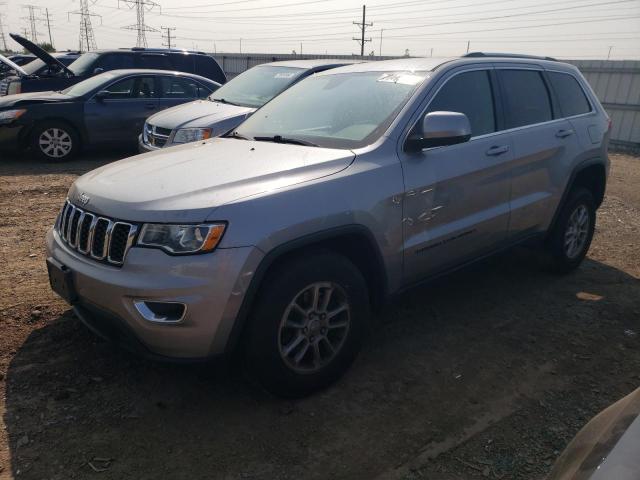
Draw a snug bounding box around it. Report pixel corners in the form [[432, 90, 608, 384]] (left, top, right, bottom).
[[2, 0, 639, 59]]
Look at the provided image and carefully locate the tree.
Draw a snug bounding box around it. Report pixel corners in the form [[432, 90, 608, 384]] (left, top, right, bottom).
[[23, 42, 55, 54]]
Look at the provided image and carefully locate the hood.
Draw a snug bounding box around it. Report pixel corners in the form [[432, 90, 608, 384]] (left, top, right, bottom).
[[9, 33, 74, 77], [0, 91, 70, 108], [68, 137, 355, 223], [548, 387, 640, 480], [0, 53, 28, 77], [147, 99, 254, 132]]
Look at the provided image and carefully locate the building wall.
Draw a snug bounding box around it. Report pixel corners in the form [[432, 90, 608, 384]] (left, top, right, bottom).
[[212, 54, 640, 151]]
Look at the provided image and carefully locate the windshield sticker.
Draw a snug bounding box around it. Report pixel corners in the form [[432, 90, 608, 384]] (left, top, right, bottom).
[[377, 72, 426, 85], [274, 72, 297, 79]]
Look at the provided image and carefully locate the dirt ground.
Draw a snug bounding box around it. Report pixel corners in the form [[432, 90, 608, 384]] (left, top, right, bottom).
[[0, 152, 639, 480]]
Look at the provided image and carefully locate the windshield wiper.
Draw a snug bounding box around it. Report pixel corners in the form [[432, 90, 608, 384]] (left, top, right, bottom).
[[253, 135, 318, 147], [211, 97, 243, 107]]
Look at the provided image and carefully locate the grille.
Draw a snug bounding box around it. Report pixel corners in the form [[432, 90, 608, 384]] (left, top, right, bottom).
[[144, 123, 171, 148], [57, 201, 138, 266], [0, 79, 9, 96]]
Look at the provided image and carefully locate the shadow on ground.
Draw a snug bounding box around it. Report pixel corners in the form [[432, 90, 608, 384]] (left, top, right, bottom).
[[4, 250, 640, 479]]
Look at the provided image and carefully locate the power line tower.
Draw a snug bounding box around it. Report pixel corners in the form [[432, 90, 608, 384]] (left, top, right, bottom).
[[120, 0, 160, 48], [69, 0, 100, 52], [0, 5, 8, 52], [21, 5, 42, 43], [161, 26, 175, 50], [352, 4, 372, 58]]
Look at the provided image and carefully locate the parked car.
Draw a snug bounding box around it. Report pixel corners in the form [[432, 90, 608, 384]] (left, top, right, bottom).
[[0, 54, 35, 76], [0, 33, 226, 96], [548, 387, 640, 479], [1, 51, 81, 83], [139, 59, 359, 151], [46, 53, 609, 397], [0, 69, 220, 160]]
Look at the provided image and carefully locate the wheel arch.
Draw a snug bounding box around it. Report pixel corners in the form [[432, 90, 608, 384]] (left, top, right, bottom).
[[224, 225, 389, 354], [22, 117, 85, 149]]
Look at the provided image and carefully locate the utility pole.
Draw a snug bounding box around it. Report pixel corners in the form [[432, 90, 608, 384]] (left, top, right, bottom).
[[239, 37, 242, 53], [379, 28, 383, 57], [161, 26, 175, 50], [607, 45, 613, 60], [44, 8, 54, 48], [430, 47, 433, 57], [0, 6, 8, 52], [21, 5, 42, 43], [466, 40, 470, 54], [352, 5, 372, 58], [119, 0, 160, 48], [69, 0, 100, 52]]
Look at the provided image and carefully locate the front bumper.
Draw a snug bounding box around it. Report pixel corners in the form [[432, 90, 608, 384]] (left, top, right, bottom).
[[138, 134, 161, 153], [46, 228, 264, 359], [0, 123, 26, 151]]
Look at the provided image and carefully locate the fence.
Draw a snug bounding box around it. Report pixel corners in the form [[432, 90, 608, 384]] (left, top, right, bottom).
[[211, 54, 640, 152]]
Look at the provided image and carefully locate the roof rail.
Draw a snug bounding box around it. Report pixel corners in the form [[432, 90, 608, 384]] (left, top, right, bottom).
[[463, 52, 558, 61]]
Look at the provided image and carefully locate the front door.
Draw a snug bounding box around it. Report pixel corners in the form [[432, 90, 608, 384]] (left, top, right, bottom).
[[400, 69, 513, 284], [84, 75, 159, 145]]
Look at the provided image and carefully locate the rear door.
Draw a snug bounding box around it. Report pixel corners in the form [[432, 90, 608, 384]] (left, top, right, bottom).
[[495, 67, 582, 237], [84, 75, 160, 144], [400, 67, 514, 283]]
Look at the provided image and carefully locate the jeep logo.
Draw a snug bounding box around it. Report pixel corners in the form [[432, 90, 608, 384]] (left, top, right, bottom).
[[77, 192, 90, 206]]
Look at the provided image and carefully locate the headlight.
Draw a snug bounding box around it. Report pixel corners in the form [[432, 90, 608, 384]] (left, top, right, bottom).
[[0, 109, 26, 125], [137, 223, 226, 254], [172, 128, 212, 144], [7, 82, 21, 96]]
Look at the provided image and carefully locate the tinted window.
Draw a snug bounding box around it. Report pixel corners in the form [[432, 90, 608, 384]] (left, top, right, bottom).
[[96, 53, 135, 71], [103, 76, 156, 99], [170, 54, 195, 73], [68, 52, 99, 75], [548, 72, 591, 117], [426, 70, 495, 136], [140, 54, 172, 70], [160, 76, 212, 99], [500, 70, 552, 128]]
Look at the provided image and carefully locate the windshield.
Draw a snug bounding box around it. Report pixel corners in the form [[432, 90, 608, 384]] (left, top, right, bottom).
[[21, 58, 46, 74], [61, 71, 118, 97], [68, 52, 99, 76], [234, 71, 428, 149], [210, 65, 305, 108]]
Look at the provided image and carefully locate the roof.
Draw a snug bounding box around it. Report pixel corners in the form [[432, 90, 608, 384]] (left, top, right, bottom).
[[94, 69, 220, 85], [261, 59, 364, 69]]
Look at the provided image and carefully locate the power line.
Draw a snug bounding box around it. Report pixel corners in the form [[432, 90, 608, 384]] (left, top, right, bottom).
[[161, 25, 175, 49], [69, 0, 101, 52], [119, 0, 161, 48], [21, 4, 42, 43], [353, 4, 372, 57]]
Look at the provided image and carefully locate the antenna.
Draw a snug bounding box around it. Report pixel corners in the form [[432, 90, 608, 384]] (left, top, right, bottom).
[[119, 0, 160, 48], [68, 0, 101, 52]]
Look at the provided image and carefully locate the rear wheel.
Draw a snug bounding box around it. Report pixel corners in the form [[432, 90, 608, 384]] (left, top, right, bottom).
[[244, 252, 370, 397], [545, 187, 596, 273], [30, 122, 80, 162]]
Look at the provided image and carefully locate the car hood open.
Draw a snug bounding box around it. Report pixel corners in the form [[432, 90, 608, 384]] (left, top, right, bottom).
[[9, 33, 74, 77], [0, 53, 28, 77], [147, 99, 254, 132], [68, 137, 355, 223]]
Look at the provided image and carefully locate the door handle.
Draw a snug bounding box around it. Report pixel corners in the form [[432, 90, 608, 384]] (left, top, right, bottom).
[[486, 145, 509, 156], [556, 129, 574, 138]]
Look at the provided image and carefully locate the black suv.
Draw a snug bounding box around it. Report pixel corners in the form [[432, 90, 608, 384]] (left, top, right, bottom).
[[0, 34, 226, 96]]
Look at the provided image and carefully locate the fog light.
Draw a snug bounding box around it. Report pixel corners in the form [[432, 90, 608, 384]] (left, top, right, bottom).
[[134, 301, 186, 323]]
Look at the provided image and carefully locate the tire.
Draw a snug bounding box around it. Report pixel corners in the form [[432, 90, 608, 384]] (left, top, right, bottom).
[[244, 251, 370, 398], [545, 187, 596, 273], [30, 121, 80, 162]]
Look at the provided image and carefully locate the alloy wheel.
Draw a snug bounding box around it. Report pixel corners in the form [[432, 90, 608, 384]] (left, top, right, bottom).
[[564, 204, 590, 259], [39, 128, 73, 159]]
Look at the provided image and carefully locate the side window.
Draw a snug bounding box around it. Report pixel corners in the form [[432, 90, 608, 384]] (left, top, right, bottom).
[[102, 76, 156, 99], [140, 54, 172, 70], [95, 54, 135, 71], [160, 77, 209, 99], [499, 70, 552, 128], [426, 70, 496, 137], [547, 71, 592, 118], [170, 54, 194, 73]]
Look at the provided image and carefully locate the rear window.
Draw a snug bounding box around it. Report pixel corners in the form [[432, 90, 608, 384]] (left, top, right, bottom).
[[499, 70, 552, 129], [547, 71, 592, 117]]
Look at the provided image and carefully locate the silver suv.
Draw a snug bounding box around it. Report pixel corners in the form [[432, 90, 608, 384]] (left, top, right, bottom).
[[46, 54, 610, 397]]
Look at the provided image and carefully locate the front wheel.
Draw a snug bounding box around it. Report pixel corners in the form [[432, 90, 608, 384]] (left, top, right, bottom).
[[30, 122, 80, 162], [244, 252, 370, 397], [545, 187, 596, 273]]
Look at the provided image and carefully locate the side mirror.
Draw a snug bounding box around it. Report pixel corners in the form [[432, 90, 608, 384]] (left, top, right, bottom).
[[93, 67, 104, 75], [94, 90, 109, 101], [405, 111, 472, 152]]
